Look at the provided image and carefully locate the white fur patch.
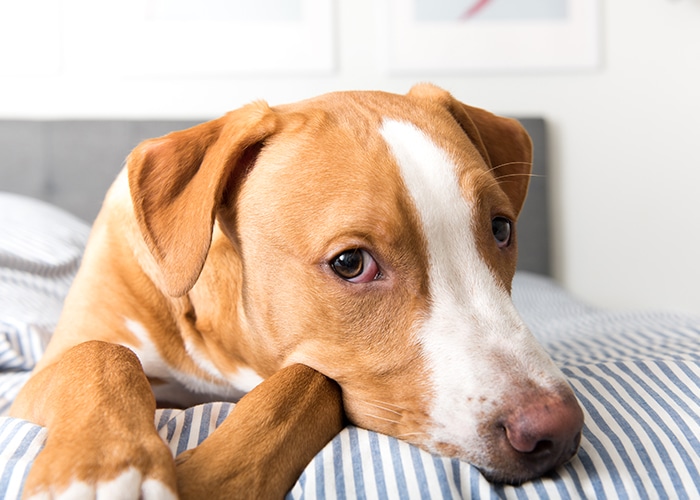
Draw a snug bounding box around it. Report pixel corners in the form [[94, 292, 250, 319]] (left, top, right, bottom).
[[26, 493, 50, 500], [97, 467, 142, 499], [229, 366, 265, 393], [125, 318, 171, 379], [380, 119, 565, 454], [184, 338, 228, 380], [31, 469, 176, 500], [184, 339, 264, 393], [125, 318, 261, 405], [141, 479, 177, 499], [54, 480, 92, 500], [98, 468, 176, 499]]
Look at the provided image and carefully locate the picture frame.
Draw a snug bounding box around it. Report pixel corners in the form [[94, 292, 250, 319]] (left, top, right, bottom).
[[380, 0, 600, 73]]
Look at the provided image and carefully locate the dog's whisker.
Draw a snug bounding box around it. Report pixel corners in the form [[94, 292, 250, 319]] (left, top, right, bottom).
[[395, 431, 429, 440], [495, 172, 543, 180], [471, 168, 501, 190], [367, 398, 407, 409], [473, 165, 535, 183], [363, 413, 401, 425], [365, 402, 403, 417], [490, 160, 533, 171], [473, 171, 541, 192]]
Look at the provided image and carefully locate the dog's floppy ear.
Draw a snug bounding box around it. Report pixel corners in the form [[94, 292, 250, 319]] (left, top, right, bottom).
[[128, 101, 278, 297], [409, 84, 533, 217]]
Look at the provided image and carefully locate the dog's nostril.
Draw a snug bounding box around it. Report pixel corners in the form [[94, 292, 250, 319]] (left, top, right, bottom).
[[529, 439, 553, 456], [504, 424, 549, 455]]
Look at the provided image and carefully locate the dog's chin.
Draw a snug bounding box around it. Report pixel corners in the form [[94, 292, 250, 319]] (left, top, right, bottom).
[[427, 431, 581, 486], [476, 463, 557, 486], [477, 461, 565, 486], [474, 437, 581, 485], [477, 467, 535, 486]]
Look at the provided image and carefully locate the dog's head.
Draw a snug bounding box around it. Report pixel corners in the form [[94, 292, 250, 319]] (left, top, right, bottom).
[[127, 84, 583, 483]]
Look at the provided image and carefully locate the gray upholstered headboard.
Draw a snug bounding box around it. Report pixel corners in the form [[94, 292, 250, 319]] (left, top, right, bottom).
[[0, 118, 550, 275], [514, 118, 550, 276]]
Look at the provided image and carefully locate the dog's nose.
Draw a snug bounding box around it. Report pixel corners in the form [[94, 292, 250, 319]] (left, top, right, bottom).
[[503, 395, 584, 475]]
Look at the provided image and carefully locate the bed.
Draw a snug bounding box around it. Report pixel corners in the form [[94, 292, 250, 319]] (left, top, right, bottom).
[[1, 118, 698, 499]]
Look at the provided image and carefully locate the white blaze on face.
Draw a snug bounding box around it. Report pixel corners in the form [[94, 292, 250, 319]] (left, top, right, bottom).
[[379, 119, 565, 455]]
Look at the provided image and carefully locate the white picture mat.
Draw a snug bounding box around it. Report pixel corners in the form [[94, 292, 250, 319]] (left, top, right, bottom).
[[0, 1, 62, 76], [381, 0, 600, 73], [61, 0, 335, 76]]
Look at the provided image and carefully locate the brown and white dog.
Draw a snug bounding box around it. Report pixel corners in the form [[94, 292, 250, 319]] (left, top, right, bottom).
[[10, 84, 583, 498]]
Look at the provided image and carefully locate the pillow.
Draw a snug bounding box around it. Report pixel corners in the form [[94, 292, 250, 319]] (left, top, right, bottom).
[[0, 193, 90, 411]]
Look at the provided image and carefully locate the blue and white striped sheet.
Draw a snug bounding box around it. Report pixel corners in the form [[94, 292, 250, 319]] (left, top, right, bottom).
[[1, 192, 699, 498]]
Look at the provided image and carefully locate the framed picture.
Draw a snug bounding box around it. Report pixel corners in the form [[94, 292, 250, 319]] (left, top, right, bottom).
[[63, 0, 335, 76], [380, 0, 600, 73]]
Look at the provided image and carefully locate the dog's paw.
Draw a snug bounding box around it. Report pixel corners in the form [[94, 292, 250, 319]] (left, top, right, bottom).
[[22, 432, 177, 499], [25, 468, 176, 500]]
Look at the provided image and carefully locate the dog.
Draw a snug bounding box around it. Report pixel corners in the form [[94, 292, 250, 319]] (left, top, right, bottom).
[[11, 83, 584, 498]]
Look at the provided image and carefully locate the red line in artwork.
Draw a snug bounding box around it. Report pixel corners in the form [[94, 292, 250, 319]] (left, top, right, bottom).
[[459, 0, 492, 20]]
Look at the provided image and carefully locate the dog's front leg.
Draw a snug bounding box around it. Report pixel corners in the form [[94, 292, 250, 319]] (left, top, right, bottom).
[[10, 340, 177, 499], [175, 364, 344, 500]]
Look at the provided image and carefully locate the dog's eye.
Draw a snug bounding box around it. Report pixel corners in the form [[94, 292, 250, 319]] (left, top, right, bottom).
[[330, 249, 380, 283], [492, 217, 512, 248]]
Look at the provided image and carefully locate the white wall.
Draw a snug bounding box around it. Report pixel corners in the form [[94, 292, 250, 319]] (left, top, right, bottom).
[[1, 0, 699, 316]]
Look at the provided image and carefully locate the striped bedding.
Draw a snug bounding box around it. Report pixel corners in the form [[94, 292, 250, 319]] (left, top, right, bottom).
[[1, 192, 699, 499]]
